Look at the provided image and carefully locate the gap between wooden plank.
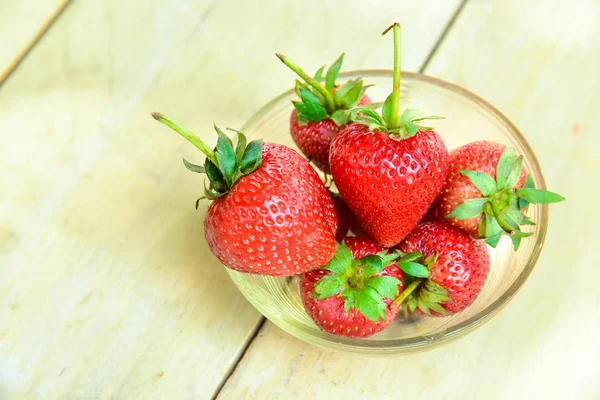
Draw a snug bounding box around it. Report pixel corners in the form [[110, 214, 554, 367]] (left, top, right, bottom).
[[0, 0, 72, 86], [210, 317, 266, 400], [210, 1, 471, 398], [418, 0, 469, 73]]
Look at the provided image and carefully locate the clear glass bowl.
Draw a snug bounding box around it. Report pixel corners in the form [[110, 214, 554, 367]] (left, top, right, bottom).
[[226, 71, 548, 354]]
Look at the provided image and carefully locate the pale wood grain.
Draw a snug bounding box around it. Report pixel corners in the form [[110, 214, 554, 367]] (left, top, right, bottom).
[[0, 0, 70, 84], [217, 1, 600, 399], [0, 0, 462, 398]]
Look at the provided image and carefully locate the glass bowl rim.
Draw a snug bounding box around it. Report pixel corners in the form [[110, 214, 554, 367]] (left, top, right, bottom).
[[231, 70, 548, 353]]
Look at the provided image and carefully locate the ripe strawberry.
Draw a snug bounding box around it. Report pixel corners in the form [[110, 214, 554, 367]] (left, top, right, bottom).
[[330, 23, 448, 248], [152, 113, 338, 276], [394, 222, 490, 315], [300, 237, 403, 337], [332, 195, 366, 242], [432, 140, 565, 249], [333, 196, 352, 242], [277, 53, 371, 173]]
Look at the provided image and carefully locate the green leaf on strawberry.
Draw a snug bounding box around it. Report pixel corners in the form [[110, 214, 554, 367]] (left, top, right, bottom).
[[314, 65, 325, 83], [391, 251, 451, 318], [325, 53, 344, 91], [509, 230, 534, 250], [365, 276, 401, 299], [445, 147, 565, 249], [495, 147, 516, 190], [322, 243, 354, 276], [358, 255, 384, 276], [445, 198, 489, 220], [152, 113, 262, 200], [330, 110, 350, 126], [375, 251, 404, 265], [295, 80, 310, 98], [458, 170, 497, 196], [519, 174, 535, 209], [516, 188, 565, 204], [233, 130, 247, 163], [398, 252, 422, 263], [311, 242, 401, 322], [313, 275, 344, 298], [397, 262, 429, 278], [276, 52, 366, 126], [333, 79, 364, 109], [355, 288, 387, 322], [182, 158, 205, 174], [292, 88, 328, 122], [215, 135, 236, 186]]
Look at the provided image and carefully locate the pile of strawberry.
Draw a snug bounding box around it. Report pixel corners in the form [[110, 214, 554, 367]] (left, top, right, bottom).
[[153, 23, 564, 338]]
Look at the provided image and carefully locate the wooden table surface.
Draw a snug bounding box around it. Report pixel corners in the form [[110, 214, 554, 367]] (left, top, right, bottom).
[[1, 0, 598, 399]]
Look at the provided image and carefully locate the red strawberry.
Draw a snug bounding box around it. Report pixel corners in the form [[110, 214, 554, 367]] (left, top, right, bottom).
[[433, 141, 525, 234], [332, 196, 352, 242], [395, 222, 490, 315], [152, 113, 338, 276], [332, 196, 367, 242], [330, 24, 448, 248], [277, 53, 371, 173], [289, 95, 370, 173], [300, 237, 403, 337], [432, 140, 565, 249]]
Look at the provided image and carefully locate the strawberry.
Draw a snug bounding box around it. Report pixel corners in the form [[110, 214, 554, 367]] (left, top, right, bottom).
[[332, 195, 366, 242], [394, 222, 490, 316], [277, 53, 371, 173], [333, 196, 352, 242], [329, 23, 448, 248], [300, 237, 403, 337], [152, 113, 338, 276], [432, 140, 565, 249]]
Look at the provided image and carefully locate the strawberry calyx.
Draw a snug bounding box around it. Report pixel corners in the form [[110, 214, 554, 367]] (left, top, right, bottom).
[[390, 251, 451, 317], [445, 148, 565, 249], [312, 242, 401, 322], [276, 53, 367, 126], [152, 112, 262, 200], [352, 23, 443, 139]]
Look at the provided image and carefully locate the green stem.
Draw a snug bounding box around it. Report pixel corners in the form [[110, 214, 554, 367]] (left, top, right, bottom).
[[490, 195, 514, 232], [276, 53, 336, 113], [382, 23, 402, 130], [151, 112, 218, 166], [391, 278, 423, 310]]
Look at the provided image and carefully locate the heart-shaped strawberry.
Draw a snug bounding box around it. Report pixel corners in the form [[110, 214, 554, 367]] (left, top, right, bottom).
[[330, 24, 449, 247]]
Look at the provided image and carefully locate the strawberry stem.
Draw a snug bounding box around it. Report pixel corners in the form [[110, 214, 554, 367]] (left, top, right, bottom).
[[390, 278, 423, 310], [151, 112, 219, 166], [276, 53, 336, 113], [382, 23, 402, 130]]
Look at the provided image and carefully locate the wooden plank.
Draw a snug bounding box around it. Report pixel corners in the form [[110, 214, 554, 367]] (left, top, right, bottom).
[[0, 0, 70, 84], [0, 0, 461, 398], [217, 1, 600, 399]]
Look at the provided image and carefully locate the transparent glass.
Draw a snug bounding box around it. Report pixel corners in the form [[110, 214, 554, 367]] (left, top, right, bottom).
[[226, 71, 548, 354]]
